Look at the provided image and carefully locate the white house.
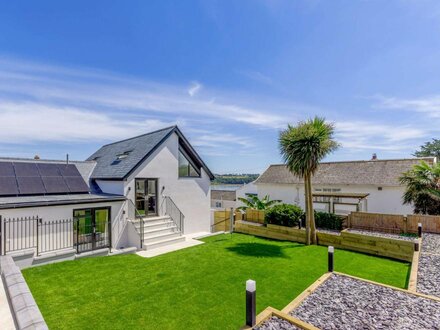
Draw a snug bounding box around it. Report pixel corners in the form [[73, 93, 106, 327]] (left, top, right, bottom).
[[254, 157, 436, 215], [0, 126, 214, 266]]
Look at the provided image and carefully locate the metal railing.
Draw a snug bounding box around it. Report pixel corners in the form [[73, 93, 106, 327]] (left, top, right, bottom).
[[1, 215, 113, 256], [112, 200, 128, 249], [127, 199, 145, 248], [164, 196, 184, 234], [39, 218, 74, 254]]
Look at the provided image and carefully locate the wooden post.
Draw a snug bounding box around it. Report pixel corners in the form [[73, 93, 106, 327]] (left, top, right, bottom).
[[230, 207, 234, 233]]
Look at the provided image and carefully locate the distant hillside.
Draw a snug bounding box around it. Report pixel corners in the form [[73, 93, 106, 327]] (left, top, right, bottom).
[[212, 174, 259, 185]]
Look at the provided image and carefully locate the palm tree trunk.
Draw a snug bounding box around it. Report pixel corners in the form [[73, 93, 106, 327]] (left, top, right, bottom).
[[304, 173, 311, 245], [308, 176, 317, 244]]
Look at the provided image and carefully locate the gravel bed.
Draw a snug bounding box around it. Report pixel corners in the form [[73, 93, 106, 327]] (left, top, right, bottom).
[[417, 253, 440, 298], [254, 316, 301, 330], [316, 228, 341, 236], [347, 229, 416, 241], [421, 233, 440, 254], [290, 274, 440, 329]]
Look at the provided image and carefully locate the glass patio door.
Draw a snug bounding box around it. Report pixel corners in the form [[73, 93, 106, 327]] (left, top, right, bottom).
[[74, 207, 111, 253], [135, 179, 158, 217]]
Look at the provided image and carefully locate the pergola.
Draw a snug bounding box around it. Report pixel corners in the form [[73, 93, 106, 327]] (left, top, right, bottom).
[[312, 192, 370, 215]]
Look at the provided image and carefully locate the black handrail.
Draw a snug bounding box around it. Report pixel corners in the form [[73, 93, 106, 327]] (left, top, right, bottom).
[[164, 196, 184, 233], [126, 199, 145, 248]]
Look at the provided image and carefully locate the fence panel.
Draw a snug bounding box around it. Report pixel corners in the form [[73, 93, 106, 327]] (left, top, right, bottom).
[[213, 210, 231, 232], [3, 217, 38, 254], [348, 212, 405, 234], [407, 214, 440, 234], [245, 209, 265, 224], [38, 219, 74, 254]]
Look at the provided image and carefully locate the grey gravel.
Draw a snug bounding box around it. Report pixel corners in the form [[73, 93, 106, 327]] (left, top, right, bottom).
[[420, 233, 440, 254], [347, 229, 416, 241], [417, 233, 440, 298], [290, 274, 440, 330], [417, 254, 440, 297], [254, 316, 301, 330]]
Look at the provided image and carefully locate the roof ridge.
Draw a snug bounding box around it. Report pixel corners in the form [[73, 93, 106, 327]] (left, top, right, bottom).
[[268, 157, 435, 167], [0, 157, 94, 163], [100, 125, 177, 147]]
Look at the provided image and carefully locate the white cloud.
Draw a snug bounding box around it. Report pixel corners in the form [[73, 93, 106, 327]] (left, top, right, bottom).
[[188, 81, 202, 97], [335, 120, 427, 151], [238, 70, 273, 85], [373, 94, 440, 118]]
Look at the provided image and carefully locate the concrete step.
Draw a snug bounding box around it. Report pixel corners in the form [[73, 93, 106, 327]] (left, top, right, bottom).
[[133, 217, 172, 229], [142, 226, 178, 238], [142, 232, 182, 244], [143, 236, 186, 250]]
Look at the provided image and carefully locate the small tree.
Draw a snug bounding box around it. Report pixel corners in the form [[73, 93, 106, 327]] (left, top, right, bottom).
[[399, 161, 440, 215], [237, 195, 280, 211], [414, 139, 440, 159], [279, 117, 338, 245]]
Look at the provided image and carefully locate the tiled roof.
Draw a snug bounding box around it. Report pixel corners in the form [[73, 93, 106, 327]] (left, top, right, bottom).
[[211, 190, 236, 201], [255, 158, 435, 187], [87, 126, 214, 180], [87, 126, 175, 179]]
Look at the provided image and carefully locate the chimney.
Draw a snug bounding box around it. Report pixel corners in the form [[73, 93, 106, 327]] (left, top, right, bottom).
[[371, 153, 377, 160], [33, 155, 40, 160]]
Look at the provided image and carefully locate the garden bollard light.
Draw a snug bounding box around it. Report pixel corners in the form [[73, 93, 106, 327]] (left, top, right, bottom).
[[418, 223, 422, 238], [414, 238, 419, 252], [328, 246, 334, 272], [246, 279, 256, 327]]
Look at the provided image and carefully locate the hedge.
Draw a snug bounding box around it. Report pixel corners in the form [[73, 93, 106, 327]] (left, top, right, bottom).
[[265, 204, 304, 227]]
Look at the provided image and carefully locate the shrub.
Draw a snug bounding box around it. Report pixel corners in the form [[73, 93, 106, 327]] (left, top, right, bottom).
[[314, 211, 344, 230], [265, 204, 304, 227]]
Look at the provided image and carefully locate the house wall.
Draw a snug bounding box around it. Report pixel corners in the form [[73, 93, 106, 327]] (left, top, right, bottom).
[[0, 201, 124, 223], [211, 199, 236, 210], [124, 132, 211, 234], [256, 183, 414, 215], [236, 182, 258, 208], [96, 180, 125, 196]]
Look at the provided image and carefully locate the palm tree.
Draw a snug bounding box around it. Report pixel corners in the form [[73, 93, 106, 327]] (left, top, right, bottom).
[[279, 117, 338, 245], [237, 195, 280, 211], [399, 161, 440, 215]]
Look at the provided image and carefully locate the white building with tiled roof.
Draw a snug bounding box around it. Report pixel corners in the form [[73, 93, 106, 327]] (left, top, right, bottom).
[[254, 157, 436, 215]]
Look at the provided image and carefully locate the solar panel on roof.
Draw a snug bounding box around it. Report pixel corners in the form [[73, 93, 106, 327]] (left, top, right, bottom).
[[37, 163, 61, 176], [41, 176, 69, 194], [0, 162, 15, 176], [17, 176, 46, 195], [58, 164, 82, 177], [64, 176, 89, 193], [14, 162, 39, 177], [0, 177, 19, 196]]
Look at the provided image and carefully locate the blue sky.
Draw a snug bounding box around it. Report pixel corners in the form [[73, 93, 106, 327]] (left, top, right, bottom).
[[0, 0, 439, 173]]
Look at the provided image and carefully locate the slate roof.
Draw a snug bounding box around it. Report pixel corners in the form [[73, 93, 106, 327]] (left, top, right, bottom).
[[211, 190, 236, 201], [255, 157, 436, 187], [87, 126, 214, 180]]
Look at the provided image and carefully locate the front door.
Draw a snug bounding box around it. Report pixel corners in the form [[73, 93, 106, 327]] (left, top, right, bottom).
[[135, 178, 158, 217], [73, 207, 111, 253]]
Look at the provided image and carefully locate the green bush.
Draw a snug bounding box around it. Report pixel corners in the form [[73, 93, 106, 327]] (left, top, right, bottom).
[[265, 204, 304, 227], [314, 211, 344, 230]]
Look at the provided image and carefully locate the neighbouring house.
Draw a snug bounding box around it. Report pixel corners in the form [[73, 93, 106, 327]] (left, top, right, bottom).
[[211, 189, 236, 210], [0, 126, 214, 266], [254, 157, 436, 215], [235, 181, 258, 208]]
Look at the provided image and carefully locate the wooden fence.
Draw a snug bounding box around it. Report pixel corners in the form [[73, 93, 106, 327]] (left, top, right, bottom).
[[348, 211, 440, 234], [212, 209, 244, 232], [245, 209, 265, 224]]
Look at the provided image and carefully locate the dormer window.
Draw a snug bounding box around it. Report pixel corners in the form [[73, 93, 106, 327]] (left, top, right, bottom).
[[178, 148, 200, 177]]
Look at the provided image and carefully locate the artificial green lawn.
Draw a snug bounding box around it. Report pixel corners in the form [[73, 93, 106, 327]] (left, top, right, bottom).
[[22, 233, 410, 330]]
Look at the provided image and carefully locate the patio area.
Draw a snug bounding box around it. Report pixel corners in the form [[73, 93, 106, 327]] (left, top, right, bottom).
[[22, 233, 410, 329]]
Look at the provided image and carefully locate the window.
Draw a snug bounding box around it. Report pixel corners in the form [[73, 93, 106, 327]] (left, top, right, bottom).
[[178, 148, 200, 177], [215, 201, 222, 208]]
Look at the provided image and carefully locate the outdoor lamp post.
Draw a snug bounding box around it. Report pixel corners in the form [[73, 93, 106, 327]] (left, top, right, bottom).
[[328, 246, 334, 272], [246, 279, 256, 327]]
